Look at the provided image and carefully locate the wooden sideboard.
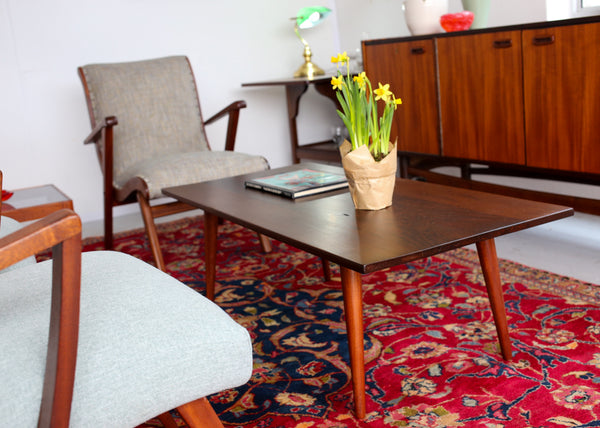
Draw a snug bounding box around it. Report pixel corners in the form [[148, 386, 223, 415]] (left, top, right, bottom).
[[363, 16, 600, 214]]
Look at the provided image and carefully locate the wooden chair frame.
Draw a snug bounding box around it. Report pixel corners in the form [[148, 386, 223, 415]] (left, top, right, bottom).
[[78, 58, 258, 272], [0, 204, 82, 426], [1, 174, 227, 426]]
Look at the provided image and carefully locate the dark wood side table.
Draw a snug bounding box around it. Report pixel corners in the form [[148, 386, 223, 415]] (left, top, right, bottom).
[[242, 76, 341, 164], [1, 184, 73, 222], [164, 163, 573, 419]]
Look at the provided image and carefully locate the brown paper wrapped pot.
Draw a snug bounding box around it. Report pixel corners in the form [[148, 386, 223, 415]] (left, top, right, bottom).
[[339, 140, 397, 210]]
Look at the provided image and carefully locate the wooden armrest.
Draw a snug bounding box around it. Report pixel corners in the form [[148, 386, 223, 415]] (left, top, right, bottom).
[[204, 100, 247, 126], [83, 117, 116, 201], [204, 101, 247, 152], [0, 209, 81, 270], [0, 208, 82, 426], [83, 116, 118, 145]]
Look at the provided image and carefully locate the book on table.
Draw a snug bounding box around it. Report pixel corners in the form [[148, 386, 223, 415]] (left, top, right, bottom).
[[244, 168, 348, 199]]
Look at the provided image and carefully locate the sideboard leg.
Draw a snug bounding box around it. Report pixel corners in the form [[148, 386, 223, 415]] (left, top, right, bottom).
[[399, 154, 409, 178]]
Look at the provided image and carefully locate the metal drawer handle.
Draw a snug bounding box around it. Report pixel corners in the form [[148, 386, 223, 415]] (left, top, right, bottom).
[[411, 47, 425, 55], [493, 39, 512, 49], [532, 35, 555, 46]]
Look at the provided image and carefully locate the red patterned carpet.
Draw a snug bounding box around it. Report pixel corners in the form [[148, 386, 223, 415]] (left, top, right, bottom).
[[81, 216, 600, 427]]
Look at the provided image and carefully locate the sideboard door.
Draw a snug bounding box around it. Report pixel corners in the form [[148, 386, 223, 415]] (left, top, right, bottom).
[[363, 39, 440, 155], [523, 22, 600, 174], [438, 30, 525, 164]]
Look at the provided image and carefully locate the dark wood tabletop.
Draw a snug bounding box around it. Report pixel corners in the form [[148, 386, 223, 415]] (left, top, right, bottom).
[[164, 163, 573, 274]]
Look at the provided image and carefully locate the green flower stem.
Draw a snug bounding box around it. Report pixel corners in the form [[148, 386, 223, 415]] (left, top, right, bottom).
[[331, 52, 401, 160]]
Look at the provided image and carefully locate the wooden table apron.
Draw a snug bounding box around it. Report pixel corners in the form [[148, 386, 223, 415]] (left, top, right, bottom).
[[163, 163, 573, 419]]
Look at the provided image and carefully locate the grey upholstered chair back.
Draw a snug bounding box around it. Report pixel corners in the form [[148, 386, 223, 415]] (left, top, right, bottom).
[[80, 56, 210, 182]]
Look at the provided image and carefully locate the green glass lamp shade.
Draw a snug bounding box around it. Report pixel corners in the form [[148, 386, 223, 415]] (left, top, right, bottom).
[[293, 6, 331, 79], [296, 6, 331, 29]]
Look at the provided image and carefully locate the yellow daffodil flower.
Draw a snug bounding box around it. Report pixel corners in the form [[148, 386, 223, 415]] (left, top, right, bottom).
[[330, 52, 402, 159], [374, 83, 392, 103], [331, 75, 344, 91], [331, 51, 349, 64], [353, 72, 367, 90]]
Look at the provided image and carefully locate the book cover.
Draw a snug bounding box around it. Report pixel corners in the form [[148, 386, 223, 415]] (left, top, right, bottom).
[[245, 168, 348, 199]]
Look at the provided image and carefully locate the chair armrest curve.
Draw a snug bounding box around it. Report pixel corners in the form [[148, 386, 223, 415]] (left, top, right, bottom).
[[0, 209, 81, 270], [204, 100, 247, 126]]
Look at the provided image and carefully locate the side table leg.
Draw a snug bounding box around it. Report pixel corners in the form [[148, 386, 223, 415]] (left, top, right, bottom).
[[340, 267, 366, 419], [476, 238, 512, 361], [204, 213, 218, 301], [285, 84, 309, 164]]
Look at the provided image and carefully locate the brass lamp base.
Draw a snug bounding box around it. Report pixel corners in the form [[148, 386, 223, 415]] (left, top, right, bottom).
[[294, 61, 325, 79], [294, 45, 325, 79]]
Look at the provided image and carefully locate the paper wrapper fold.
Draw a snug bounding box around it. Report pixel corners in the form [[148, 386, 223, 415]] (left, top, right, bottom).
[[339, 140, 397, 210]]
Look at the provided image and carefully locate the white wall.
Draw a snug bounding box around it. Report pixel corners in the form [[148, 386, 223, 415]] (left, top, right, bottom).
[[1, 0, 341, 223], [334, 0, 548, 53], [0, 0, 557, 225], [547, 0, 600, 19]]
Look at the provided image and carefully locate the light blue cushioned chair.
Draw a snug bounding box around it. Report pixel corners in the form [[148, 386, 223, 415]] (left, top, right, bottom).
[[0, 216, 36, 272], [0, 175, 253, 427], [78, 55, 270, 272]]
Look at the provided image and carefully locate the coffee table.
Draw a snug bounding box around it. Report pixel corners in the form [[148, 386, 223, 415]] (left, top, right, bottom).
[[163, 162, 573, 418]]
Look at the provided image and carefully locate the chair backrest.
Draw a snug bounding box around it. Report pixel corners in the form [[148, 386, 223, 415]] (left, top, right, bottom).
[[78, 56, 210, 182]]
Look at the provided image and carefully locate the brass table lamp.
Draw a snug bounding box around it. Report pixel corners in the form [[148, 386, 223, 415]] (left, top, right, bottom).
[[292, 6, 331, 79]]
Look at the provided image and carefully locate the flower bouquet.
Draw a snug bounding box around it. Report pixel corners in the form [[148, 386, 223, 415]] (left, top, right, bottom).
[[331, 52, 402, 210]]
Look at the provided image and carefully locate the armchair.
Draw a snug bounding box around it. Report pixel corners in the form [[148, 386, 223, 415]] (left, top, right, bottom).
[[78, 55, 270, 271], [0, 173, 253, 427]]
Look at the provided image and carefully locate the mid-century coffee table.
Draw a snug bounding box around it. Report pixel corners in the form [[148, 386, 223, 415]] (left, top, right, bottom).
[[163, 163, 573, 419]]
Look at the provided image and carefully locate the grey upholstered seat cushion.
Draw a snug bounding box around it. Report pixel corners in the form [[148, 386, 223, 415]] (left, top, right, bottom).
[[0, 216, 36, 273], [80, 55, 269, 198], [119, 150, 269, 199], [0, 251, 253, 427]]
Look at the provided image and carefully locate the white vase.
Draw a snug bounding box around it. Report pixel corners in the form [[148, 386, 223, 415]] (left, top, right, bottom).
[[403, 0, 449, 36]]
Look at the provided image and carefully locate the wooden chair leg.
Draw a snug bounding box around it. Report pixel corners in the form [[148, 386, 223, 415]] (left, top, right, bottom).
[[321, 258, 332, 281], [157, 411, 179, 428], [257, 233, 272, 253], [177, 397, 224, 428], [137, 192, 166, 272], [104, 192, 114, 251]]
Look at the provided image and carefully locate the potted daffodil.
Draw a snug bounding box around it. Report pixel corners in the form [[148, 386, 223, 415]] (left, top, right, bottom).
[[331, 52, 402, 210]]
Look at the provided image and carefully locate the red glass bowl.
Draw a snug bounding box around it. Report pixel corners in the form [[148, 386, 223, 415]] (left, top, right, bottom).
[[2, 190, 13, 201], [440, 11, 475, 32]]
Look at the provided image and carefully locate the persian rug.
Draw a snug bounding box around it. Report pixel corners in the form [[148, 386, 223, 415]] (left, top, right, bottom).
[[79, 216, 600, 427]]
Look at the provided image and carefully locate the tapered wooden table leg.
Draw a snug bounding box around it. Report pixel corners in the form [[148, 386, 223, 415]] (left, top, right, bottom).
[[340, 266, 366, 419], [476, 238, 512, 361], [204, 213, 218, 301], [321, 258, 332, 281]]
